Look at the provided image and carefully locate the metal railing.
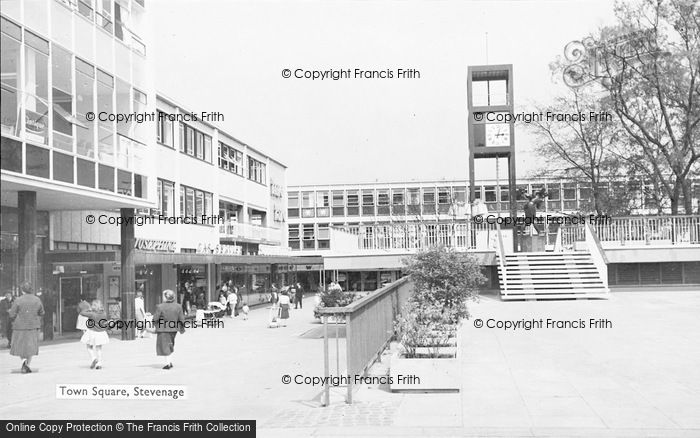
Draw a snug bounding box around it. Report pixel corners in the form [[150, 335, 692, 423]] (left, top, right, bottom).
[[218, 220, 283, 244], [356, 222, 495, 251], [585, 223, 609, 289], [562, 215, 700, 247], [316, 277, 413, 405]]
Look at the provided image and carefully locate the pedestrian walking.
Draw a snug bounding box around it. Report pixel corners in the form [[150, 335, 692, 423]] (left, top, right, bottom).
[[76, 297, 90, 334], [227, 289, 238, 318], [8, 282, 44, 374], [153, 290, 186, 370], [294, 282, 304, 309], [278, 290, 291, 327], [0, 292, 14, 348], [241, 302, 249, 320], [79, 300, 109, 370], [135, 289, 146, 338]]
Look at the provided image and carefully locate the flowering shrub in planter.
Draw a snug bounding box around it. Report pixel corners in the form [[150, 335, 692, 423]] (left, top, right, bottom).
[[391, 246, 485, 391], [313, 289, 362, 320]]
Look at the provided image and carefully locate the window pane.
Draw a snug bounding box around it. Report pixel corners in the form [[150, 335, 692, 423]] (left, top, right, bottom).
[[98, 164, 114, 191], [53, 151, 73, 183], [117, 135, 131, 168], [185, 187, 194, 217], [116, 79, 130, 136], [0, 137, 22, 172], [1, 34, 21, 91], [1, 84, 21, 136], [186, 126, 194, 155], [195, 131, 203, 159], [203, 135, 211, 162], [52, 44, 71, 92], [24, 36, 49, 99], [288, 193, 299, 208], [117, 169, 131, 195], [204, 192, 213, 217], [23, 95, 48, 145], [76, 60, 95, 157], [26, 144, 50, 178], [76, 158, 95, 187], [195, 190, 204, 216]]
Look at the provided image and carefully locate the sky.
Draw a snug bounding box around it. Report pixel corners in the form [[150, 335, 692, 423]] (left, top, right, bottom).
[[152, 0, 618, 186]]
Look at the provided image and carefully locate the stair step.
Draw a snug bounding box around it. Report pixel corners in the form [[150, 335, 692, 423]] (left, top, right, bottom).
[[502, 288, 610, 294], [499, 269, 599, 275], [500, 253, 593, 257], [501, 293, 609, 300], [500, 261, 595, 266], [498, 272, 602, 277], [502, 280, 606, 285]]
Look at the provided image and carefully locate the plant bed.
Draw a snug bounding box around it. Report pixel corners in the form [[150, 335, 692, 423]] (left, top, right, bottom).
[[388, 246, 485, 393], [389, 342, 460, 392]]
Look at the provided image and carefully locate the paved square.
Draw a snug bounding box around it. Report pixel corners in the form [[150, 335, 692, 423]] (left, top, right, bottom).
[[1, 292, 700, 437]]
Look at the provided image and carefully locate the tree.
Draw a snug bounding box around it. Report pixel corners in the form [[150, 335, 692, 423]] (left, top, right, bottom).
[[402, 246, 485, 318], [528, 86, 627, 215], [590, 0, 700, 214]]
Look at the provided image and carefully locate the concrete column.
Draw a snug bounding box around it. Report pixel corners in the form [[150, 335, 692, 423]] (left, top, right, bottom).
[[120, 208, 136, 340], [18, 191, 38, 288]]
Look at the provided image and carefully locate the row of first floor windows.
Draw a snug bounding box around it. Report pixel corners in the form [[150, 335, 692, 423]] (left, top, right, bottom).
[[154, 179, 214, 220], [288, 181, 700, 218], [155, 111, 268, 186], [1, 136, 146, 197]]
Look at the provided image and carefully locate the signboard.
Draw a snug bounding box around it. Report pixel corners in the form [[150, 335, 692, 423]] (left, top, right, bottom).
[[197, 243, 242, 255], [270, 181, 284, 198], [134, 238, 176, 253]]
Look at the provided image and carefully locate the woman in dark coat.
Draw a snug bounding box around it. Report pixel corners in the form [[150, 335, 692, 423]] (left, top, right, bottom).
[[9, 282, 45, 373], [153, 289, 185, 370]]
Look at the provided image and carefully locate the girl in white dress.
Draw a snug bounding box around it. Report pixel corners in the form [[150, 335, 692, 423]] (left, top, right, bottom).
[[80, 300, 110, 370]]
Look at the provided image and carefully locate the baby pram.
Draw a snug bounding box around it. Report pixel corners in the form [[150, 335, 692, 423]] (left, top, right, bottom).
[[202, 302, 227, 319]]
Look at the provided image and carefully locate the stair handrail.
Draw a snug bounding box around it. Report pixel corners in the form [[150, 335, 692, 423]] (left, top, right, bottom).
[[495, 220, 507, 293], [585, 222, 609, 289], [553, 225, 563, 252]]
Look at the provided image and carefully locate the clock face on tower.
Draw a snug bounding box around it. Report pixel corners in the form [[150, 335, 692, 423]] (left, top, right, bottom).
[[485, 123, 510, 147]]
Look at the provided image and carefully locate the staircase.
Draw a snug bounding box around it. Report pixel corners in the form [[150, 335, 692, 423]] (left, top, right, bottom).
[[497, 251, 610, 300]]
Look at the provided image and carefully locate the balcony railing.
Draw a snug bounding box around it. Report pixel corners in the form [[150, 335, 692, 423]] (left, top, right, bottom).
[[218, 220, 282, 244], [355, 222, 495, 252], [349, 215, 700, 253], [562, 215, 700, 248]]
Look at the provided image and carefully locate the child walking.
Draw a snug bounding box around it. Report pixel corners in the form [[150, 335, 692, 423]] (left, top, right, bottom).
[[80, 300, 109, 370], [241, 302, 249, 320]]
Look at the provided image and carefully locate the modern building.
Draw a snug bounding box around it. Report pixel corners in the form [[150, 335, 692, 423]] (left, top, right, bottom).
[[1, 0, 155, 312], [0, 1, 320, 336], [287, 178, 700, 292]]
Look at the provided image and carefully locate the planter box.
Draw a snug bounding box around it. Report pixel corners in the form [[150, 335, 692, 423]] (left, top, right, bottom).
[[389, 350, 459, 392]]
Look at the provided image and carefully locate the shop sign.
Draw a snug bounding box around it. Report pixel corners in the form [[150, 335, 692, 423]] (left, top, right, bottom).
[[270, 181, 284, 198], [134, 238, 176, 253], [25, 109, 47, 143], [273, 207, 284, 223], [301, 264, 324, 271], [197, 243, 242, 255], [221, 265, 245, 273]]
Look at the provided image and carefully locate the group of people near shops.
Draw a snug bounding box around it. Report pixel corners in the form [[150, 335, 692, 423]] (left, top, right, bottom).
[[3, 282, 187, 373], [267, 283, 304, 328], [216, 282, 249, 320], [3, 279, 311, 373]]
